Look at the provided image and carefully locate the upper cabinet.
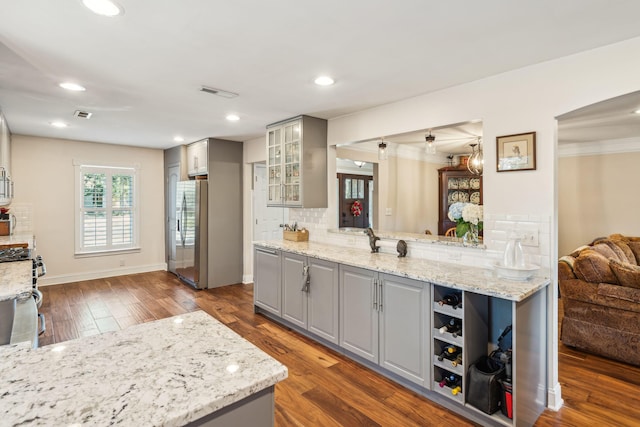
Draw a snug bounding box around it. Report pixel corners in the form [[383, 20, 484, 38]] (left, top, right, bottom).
[[266, 115, 327, 208], [438, 166, 482, 235], [187, 139, 208, 176]]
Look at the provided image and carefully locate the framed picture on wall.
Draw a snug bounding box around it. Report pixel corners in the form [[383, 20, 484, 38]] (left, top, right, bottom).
[[496, 131, 536, 172]]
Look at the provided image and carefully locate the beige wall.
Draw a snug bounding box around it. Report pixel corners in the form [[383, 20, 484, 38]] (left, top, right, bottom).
[[558, 151, 640, 256], [12, 135, 166, 285]]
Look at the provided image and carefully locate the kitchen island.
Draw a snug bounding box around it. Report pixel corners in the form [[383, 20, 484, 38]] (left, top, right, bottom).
[[0, 310, 288, 426], [253, 240, 549, 427]]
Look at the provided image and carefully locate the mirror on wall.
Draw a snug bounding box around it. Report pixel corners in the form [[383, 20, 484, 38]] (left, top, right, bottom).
[[335, 121, 483, 236]]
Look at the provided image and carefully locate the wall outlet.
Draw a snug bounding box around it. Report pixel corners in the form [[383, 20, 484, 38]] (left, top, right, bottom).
[[119, 259, 125, 267], [519, 230, 539, 247]]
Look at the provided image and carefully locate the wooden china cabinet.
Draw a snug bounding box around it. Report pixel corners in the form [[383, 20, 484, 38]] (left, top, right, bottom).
[[437, 161, 483, 236]]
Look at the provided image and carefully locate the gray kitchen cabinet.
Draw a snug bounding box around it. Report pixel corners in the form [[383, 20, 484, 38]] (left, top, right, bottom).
[[187, 139, 208, 176], [266, 115, 327, 208], [339, 265, 378, 362], [253, 247, 281, 316], [282, 252, 339, 344], [339, 265, 429, 385]]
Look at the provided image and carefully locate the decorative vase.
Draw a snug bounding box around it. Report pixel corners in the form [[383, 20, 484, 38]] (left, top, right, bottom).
[[463, 223, 479, 245]]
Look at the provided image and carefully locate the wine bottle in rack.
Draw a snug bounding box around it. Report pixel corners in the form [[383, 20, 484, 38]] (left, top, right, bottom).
[[438, 292, 462, 309], [438, 374, 456, 388], [451, 354, 462, 367], [437, 344, 461, 361], [438, 318, 462, 336], [451, 382, 462, 396]]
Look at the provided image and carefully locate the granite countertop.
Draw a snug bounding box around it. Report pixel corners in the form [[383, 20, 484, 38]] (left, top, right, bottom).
[[0, 260, 33, 301], [255, 240, 549, 302], [0, 311, 288, 426]]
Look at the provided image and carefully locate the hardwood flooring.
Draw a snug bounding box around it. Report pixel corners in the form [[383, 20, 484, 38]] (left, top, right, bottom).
[[37, 271, 640, 426]]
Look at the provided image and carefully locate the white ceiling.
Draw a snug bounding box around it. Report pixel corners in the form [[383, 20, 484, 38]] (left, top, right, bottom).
[[2, 1, 640, 149]]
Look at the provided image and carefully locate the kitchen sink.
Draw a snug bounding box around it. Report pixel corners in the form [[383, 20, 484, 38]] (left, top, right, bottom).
[[0, 298, 17, 345]]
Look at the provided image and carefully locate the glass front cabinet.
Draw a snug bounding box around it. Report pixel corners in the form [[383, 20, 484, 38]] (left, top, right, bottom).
[[266, 115, 327, 208]]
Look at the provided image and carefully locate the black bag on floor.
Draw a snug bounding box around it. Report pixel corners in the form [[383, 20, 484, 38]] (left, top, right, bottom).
[[467, 354, 506, 415]]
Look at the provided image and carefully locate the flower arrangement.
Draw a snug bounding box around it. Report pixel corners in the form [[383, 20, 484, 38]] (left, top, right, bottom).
[[351, 200, 362, 217], [448, 202, 483, 238]]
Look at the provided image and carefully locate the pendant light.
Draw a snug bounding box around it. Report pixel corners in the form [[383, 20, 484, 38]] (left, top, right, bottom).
[[425, 131, 436, 155], [378, 140, 388, 161], [467, 137, 483, 175]]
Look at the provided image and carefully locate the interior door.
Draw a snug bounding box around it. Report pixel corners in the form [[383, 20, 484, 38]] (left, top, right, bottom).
[[167, 165, 179, 273]]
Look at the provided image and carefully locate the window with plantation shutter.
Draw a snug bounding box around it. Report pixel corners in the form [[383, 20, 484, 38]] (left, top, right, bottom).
[[75, 163, 140, 255]]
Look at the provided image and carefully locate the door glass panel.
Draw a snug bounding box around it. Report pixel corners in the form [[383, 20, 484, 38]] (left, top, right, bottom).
[[351, 180, 358, 199], [357, 179, 364, 198], [345, 179, 352, 199]]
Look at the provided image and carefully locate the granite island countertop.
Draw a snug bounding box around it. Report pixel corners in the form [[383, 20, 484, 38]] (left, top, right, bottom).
[[254, 240, 550, 302], [0, 259, 33, 301], [0, 310, 288, 426]]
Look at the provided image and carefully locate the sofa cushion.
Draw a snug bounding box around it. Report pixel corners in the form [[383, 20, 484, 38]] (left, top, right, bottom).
[[610, 239, 637, 264], [574, 249, 619, 284], [610, 259, 640, 289], [594, 240, 632, 263], [627, 242, 640, 265]]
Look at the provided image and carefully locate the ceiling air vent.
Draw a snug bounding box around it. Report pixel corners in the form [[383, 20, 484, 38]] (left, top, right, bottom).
[[73, 110, 93, 119], [200, 86, 239, 99]]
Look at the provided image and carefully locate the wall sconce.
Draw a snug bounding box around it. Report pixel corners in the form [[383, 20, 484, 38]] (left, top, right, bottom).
[[378, 140, 388, 160], [425, 131, 436, 155]]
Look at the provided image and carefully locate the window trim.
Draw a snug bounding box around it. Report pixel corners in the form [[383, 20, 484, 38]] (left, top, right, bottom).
[[74, 160, 141, 256]]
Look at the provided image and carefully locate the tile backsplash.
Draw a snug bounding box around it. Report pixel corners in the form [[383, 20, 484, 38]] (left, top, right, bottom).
[[287, 208, 551, 270]]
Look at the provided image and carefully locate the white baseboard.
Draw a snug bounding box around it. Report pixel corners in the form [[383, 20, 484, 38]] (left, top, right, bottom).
[[242, 274, 253, 285], [547, 382, 564, 411], [37, 263, 168, 286]]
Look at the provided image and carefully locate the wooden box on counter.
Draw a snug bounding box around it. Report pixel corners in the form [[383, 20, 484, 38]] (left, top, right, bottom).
[[283, 230, 309, 242]]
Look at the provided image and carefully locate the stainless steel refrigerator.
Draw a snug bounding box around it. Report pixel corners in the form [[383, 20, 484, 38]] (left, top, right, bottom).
[[173, 180, 208, 289]]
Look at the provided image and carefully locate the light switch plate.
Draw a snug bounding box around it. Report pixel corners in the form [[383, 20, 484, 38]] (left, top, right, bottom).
[[516, 223, 539, 247], [385, 208, 392, 216]]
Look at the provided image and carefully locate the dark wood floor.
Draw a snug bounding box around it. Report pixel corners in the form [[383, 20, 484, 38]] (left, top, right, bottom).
[[37, 271, 640, 426]]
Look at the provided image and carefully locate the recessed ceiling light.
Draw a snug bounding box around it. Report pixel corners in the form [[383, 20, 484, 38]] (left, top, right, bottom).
[[634, 109, 640, 115], [314, 76, 335, 86], [59, 82, 86, 92], [174, 136, 185, 143], [50, 121, 68, 128], [82, 0, 123, 17], [226, 114, 240, 122]]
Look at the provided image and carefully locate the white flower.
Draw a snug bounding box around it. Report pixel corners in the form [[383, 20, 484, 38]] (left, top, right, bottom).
[[462, 204, 483, 225]]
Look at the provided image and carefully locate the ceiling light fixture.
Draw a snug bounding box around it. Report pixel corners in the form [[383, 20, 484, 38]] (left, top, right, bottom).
[[634, 109, 640, 115], [50, 121, 68, 128], [425, 131, 436, 155], [353, 160, 366, 168], [378, 139, 388, 161], [174, 136, 185, 143], [59, 82, 86, 92], [226, 114, 240, 122], [467, 138, 484, 175], [82, 0, 123, 16], [314, 76, 335, 86]]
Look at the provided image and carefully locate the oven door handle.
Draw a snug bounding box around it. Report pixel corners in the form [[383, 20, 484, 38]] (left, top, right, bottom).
[[38, 313, 46, 336]]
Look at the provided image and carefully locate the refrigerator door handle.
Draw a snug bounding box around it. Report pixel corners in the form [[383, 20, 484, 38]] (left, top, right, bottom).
[[180, 194, 187, 245]]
